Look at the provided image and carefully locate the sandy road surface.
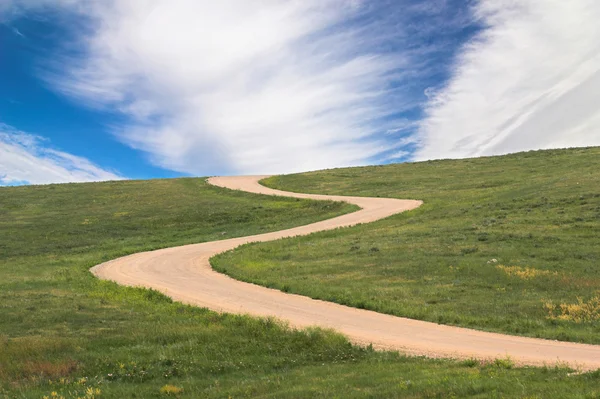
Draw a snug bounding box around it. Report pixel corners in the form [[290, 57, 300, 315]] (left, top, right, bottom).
[[91, 175, 600, 370]]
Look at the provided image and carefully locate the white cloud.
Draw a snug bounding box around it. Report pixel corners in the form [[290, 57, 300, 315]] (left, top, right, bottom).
[[9, 0, 597, 174], [0, 124, 122, 185], [11, 27, 24, 37], [35, 0, 446, 175], [415, 0, 600, 160], [380, 149, 410, 162]]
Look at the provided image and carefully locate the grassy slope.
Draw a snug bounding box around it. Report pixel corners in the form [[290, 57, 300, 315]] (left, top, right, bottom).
[[1, 175, 599, 398], [213, 147, 600, 343]]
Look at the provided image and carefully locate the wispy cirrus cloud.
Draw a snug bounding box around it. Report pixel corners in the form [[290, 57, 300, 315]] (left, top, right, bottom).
[[25, 0, 472, 175], [3, 0, 599, 178], [415, 0, 600, 160], [0, 124, 122, 185], [0, 0, 81, 22]]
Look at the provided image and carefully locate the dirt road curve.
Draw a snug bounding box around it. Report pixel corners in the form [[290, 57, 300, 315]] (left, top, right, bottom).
[[91, 175, 600, 370]]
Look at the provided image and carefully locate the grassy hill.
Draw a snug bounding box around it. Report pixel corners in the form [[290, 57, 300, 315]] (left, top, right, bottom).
[[1, 167, 599, 397], [214, 147, 600, 343]]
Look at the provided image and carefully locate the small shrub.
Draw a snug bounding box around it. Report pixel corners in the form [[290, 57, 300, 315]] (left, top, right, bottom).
[[544, 296, 600, 323], [160, 384, 183, 396], [493, 356, 514, 369], [496, 265, 557, 280]]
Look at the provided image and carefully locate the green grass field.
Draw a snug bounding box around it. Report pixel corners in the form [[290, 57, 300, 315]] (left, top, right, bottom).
[[213, 147, 600, 344], [1, 168, 600, 397]]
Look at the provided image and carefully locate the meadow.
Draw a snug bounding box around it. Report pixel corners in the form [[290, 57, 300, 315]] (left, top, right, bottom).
[[1, 170, 599, 397], [213, 147, 600, 343]]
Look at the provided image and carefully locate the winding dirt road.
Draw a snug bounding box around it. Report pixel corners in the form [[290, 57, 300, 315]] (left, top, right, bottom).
[[91, 175, 600, 370]]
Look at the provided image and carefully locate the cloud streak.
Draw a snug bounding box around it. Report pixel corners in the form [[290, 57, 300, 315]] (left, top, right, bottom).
[[4, 0, 599, 178], [0, 124, 122, 185], [415, 0, 600, 160], [32, 0, 470, 175]]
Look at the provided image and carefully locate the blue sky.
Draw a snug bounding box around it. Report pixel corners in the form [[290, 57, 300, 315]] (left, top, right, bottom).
[[1, 0, 599, 185]]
